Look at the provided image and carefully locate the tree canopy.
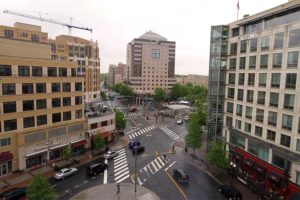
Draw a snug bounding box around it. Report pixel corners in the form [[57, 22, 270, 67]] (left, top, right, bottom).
[[114, 109, 126, 130], [207, 141, 230, 171], [93, 135, 105, 151], [170, 83, 207, 102], [26, 174, 56, 200], [154, 87, 166, 102], [112, 83, 133, 96], [185, 112, 202, 152]]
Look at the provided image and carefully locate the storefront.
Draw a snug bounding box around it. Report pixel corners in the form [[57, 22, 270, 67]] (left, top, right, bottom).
[[50, 144, 68, 161], [0, 152, 13, 176], [25, 150, 47, 169], [71, 140, 86, 156]]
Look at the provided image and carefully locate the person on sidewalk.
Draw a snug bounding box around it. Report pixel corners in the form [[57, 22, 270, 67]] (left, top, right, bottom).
[[116, 183, 120, 194]]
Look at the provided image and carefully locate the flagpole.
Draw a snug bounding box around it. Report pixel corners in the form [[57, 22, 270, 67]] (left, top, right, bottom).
[[237, 1, 239, 21]]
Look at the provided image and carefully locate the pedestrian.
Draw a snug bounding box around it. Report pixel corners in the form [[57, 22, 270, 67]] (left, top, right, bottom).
[[52, 162, 55, 169], [172, 145, 174, 150], [185, 146, 188, 153], [116, 183, 120, 194]]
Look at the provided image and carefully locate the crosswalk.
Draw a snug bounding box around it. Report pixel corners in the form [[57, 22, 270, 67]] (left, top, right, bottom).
[[160, 127, 179, 140], [115, 106, 128, 111], [135, 156, 170, 185], [127, 125, 156, 140], [127, 113, 142, 117], [113, 149, 130, 183]]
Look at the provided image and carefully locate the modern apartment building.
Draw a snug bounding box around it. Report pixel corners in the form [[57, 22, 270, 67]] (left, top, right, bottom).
[[0, 22, 86, 173], [176, 74, 208, 87], [50, 35, 100, 103], [127, 31, 176, 104], [108, 63, 127, 87], [208, 0, 300, 198]]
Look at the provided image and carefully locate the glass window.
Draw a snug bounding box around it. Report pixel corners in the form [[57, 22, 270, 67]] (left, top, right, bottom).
[[52, 98, 61, 107], [0, 138, 11, 147], [228, 73, 235, 84], [259, 73, 267, 87], [2, 84, 15, 95], [274, 32, 284, 49], [280, 134, 291, 148], [250, 38, 257, 52], [256, 108, 264, 123], [63, 83, 71, 92], [237, 89, 244, 101], [239, 57, 246, 69], [63, 97, 71, 106], [240, 41, 247, 53], [52, 113, 61, 123], [235, 119, 242, 129], [63, 111, 71, 121], [37, 115, 47, 126], [249, 56, 256, 69], [152, 49, 160, 58], [260, 54, 268, 68], [22, 83, 33, 94], [75, 110, 83, 119], [247, 90, 254, 103], [4, 119, 17, 131], [244, 123, 252, 133], [36, 83, 46, 93], [59, 68, 67, 77], [227, 88, 235, 99], [232, 27, 239, 37], [3, 102, 16, 113], [230, 43, 237, 55], [267, 130, 276, 141], [287, 51, 299, 68], [227, 102, 233, 113], [229, 58, 236, 69], [36, 99, 47, 109], [48, 67, 57, 77], [257, 91, 266, 105], [71, 68, 77, 77], [4, 30, 13, 38], [75, 96, 82, 105], [245, 106, 253, 119], [238, 73, 244, 85], [261, 35, 270, 51], [271, 73, 281, 88], [296, 139, 300, 152], [32, 66, 42, 76], [23, 117, 34, 128], [236, 104, 243, 116], [255, 126, 263, 137], [269, 92, 279, 107], [75, 82, 82, 91], [226, 116, 233, 127], [284, 94, 295, 110], [289, 29, 300, 48], [268, 111, 277, 126], [286, 73, 297, 89], [282, 114, 293, 130], [51, 83, 61, 92], [230, 134, 245, 149], [0, 65, 12, 76], [23, 100, 34, 111], [248, 73, 255, 86], [273, 53, 282, 68], [18, 66, 30, 76], [272, 154, 285, 169]]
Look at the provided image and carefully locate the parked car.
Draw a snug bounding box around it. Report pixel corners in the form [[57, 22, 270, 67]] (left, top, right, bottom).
[[173, 168, 189, 184], [132, 146, 145, 155], [86, 163, 108, 176], [183, 115, 189, 121], [0, 187, 27, 200], [54, 167, 78, 180], [129, 107, 137, 112], [177, 119, 183, 125], [218, 185, 242, 200], [149, 107, 155, 111], [104, 151, 119, 159], [128, 140, 141, 149]]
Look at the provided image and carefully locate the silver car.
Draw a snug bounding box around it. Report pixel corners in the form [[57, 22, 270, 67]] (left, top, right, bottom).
[[54, 167, 78, 180], [104, 151, 119, 159]]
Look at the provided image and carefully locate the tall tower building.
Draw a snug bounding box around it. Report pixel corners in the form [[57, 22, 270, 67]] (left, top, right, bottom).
[[208, 0, 300, 198], [127, 31, 176, 104], [108, 63, 127, 87]]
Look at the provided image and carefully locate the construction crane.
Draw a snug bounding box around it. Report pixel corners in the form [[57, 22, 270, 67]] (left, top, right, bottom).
[[3, 9, 92, 35]]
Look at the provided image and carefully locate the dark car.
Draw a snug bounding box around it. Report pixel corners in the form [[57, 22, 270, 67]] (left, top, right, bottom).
[[128, 140, 141, 149], [218, 185, 242, 200], [173, 168, 189, 184], [132, 146, 145, 155], [129, 107, 137, 112], [86, 163, 108, 176], [0, 187, 27, 200]]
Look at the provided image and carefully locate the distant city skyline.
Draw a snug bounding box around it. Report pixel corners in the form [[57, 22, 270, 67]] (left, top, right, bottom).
[[1, 0, 286, 75]]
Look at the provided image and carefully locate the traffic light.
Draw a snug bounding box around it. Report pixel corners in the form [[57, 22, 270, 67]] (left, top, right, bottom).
[[155, 151, 160, 157]]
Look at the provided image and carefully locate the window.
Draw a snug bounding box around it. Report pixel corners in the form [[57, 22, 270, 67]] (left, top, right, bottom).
[[284, 94, 295, 110], [52, 98, 61, 107], [255, 126, 263, 137], [75, 110, 83, 119], [257, 91, 266, 105], [227, 88, 235, 99], [4, 119, 17, 131], [48, 67, 57, 77], [22, 83, 33, 94], [287, 51, 299, 68], [236, 104, 243, 116], [2, 84, 15, 95], [273, 53, 282, 68], [272, 154, 287, 170], [0, 138, 11, 147], [297, 139, 300, 152], [63, 97, 71, 106], [71, 68, 76, 77], [226, 116, 233, 127], [267, 130, 276, 141], [152, 49, 160, 58], [4, 30, 13, 38], [256, 108, 264, 123], [228, 74, 235, 84], [18, 66, 30, 76], [248, 73, 255, 86], [230, 43, 237, 55], [3, 102, 16, 113], [286, 73, 297, 89], [250, 38, 257, 52], [63, 83, 71, 92], [227, 102, 233, 113], [239, 57, 246, 69], [36, 83, 46, 93], [31, 34, 39, 41], [282, 114, 293, 130], [0, 65, 12, 76], [244, 123, 252, 133], [245, 106, 253, 119], [260, 55, 268, 68], [36, 99, 47, 109], [289, 29, 300, 48], [23, 100, 34, 111], [237, 89, 244, 101], [247, 90, 254, 103], [75, 96, 82, 105], [59, 68, 67, 77], [229, 58, 236, 69], [235, 120, 242, 129], [268, 111, 277, 126], [23, 117, 34, 128], [52, 113, 61, 123], [240, 41, 247, 53], [280, 134, 291, 148], [232, 27, 239, 37], [299, 118, 300, 134], [259, 73, 267, 87], [249, 56, 256, 69], [51, 83, 61, 92], [75, 82, 82, 91], [274, 32, 284, 49], [63, 111, 71, 121], [269, 92, 279, 107], [261, 35, 270, 51], [271, 73, 281, 88], [32, 66, 42, 76], [37, 115, 47, 126], [238, 73, 244, 85]]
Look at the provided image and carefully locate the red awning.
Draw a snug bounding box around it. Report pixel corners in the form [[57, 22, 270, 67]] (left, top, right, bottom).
[[0, 152, 13, 162], [71, 140, 87, 147], [102, 132, 110, 138]]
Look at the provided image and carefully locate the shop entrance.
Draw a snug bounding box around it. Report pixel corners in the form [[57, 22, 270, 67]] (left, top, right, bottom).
[[26, 152, 47, 168]]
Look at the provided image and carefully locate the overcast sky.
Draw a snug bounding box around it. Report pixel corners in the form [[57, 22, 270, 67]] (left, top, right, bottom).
[[1, 0, 286, 75]]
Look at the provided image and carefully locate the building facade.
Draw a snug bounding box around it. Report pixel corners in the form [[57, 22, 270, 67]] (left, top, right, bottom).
[[208, 0, 300, 198], [176, 74, 208, 87], [127, 31, 176, 104], [108, 63, 127, 87]]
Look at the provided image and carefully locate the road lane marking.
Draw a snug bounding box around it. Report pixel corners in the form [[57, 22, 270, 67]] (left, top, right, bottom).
[[114, 157, 127, 165], [137, 177, 143, 185], [116, 148, 125, 153], [114, 154, 126, 162], [116, 174, 130, 183], [165, 171, 188, 200], [114, 167, 128, 176], [154, 159, 162, 169], [164, 161, 177, 171], [115, 170, 129, 181], [114, 164, 127, 173], [104, 159, 108, 184], [128, 135, 132, 139], [114, 160, 128, 169], [74, 185, 79, 188], [157, 157, 165, 166]]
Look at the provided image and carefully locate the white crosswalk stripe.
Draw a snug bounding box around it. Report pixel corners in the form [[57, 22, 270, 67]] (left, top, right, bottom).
[[127, 125, 156, 140], [160, 127, 179, 140], [113, 148, 130, 183]]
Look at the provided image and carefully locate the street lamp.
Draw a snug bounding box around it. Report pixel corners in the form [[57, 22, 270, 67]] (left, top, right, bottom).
[[230, 161, 236, 186]]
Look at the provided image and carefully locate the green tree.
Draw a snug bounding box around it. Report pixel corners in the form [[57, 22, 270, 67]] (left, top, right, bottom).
[[101, 91, 107, 101], [170, 83, 183, 99], [154, 88, 166, 102], [93, 135, 105, 151], [114, 109, 126, 130], [26, 174, 56, 200], [63, 146, 72, 161], [185, 112, 202, 153], [112, 83, 133, 97], [207, 141, 230, 173]]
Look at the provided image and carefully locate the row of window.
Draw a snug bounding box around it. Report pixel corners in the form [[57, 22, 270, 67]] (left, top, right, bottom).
[[228, 73, 297, 89], [4, 29, 40, 41], [1, 110, 83, 132], [0, 65, 77, 77], [1, 82, 82, 95]]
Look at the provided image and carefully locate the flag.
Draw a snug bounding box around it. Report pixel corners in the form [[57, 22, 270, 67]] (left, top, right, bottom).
[[237, 1, 240, 10]]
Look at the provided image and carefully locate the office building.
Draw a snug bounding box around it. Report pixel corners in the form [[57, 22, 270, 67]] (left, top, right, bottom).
[[176, 74, 208, 87], [108, 63, 127, 87]]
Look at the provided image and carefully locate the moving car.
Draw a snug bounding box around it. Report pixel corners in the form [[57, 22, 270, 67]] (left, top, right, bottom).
[[218, 185, 242, 200], [177, 119, 183, 125], [103, 151, 119, 159], [173, 168, 189, 184], [54, 167, 78, 180], [0, 187, 27, 200], [132, 146, 145, 155], [86, 163, 108, 176], [128, 140, 141, 149]]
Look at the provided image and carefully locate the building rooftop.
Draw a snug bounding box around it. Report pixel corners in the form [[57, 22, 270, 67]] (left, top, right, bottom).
[[138, 31, 167, 42]]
